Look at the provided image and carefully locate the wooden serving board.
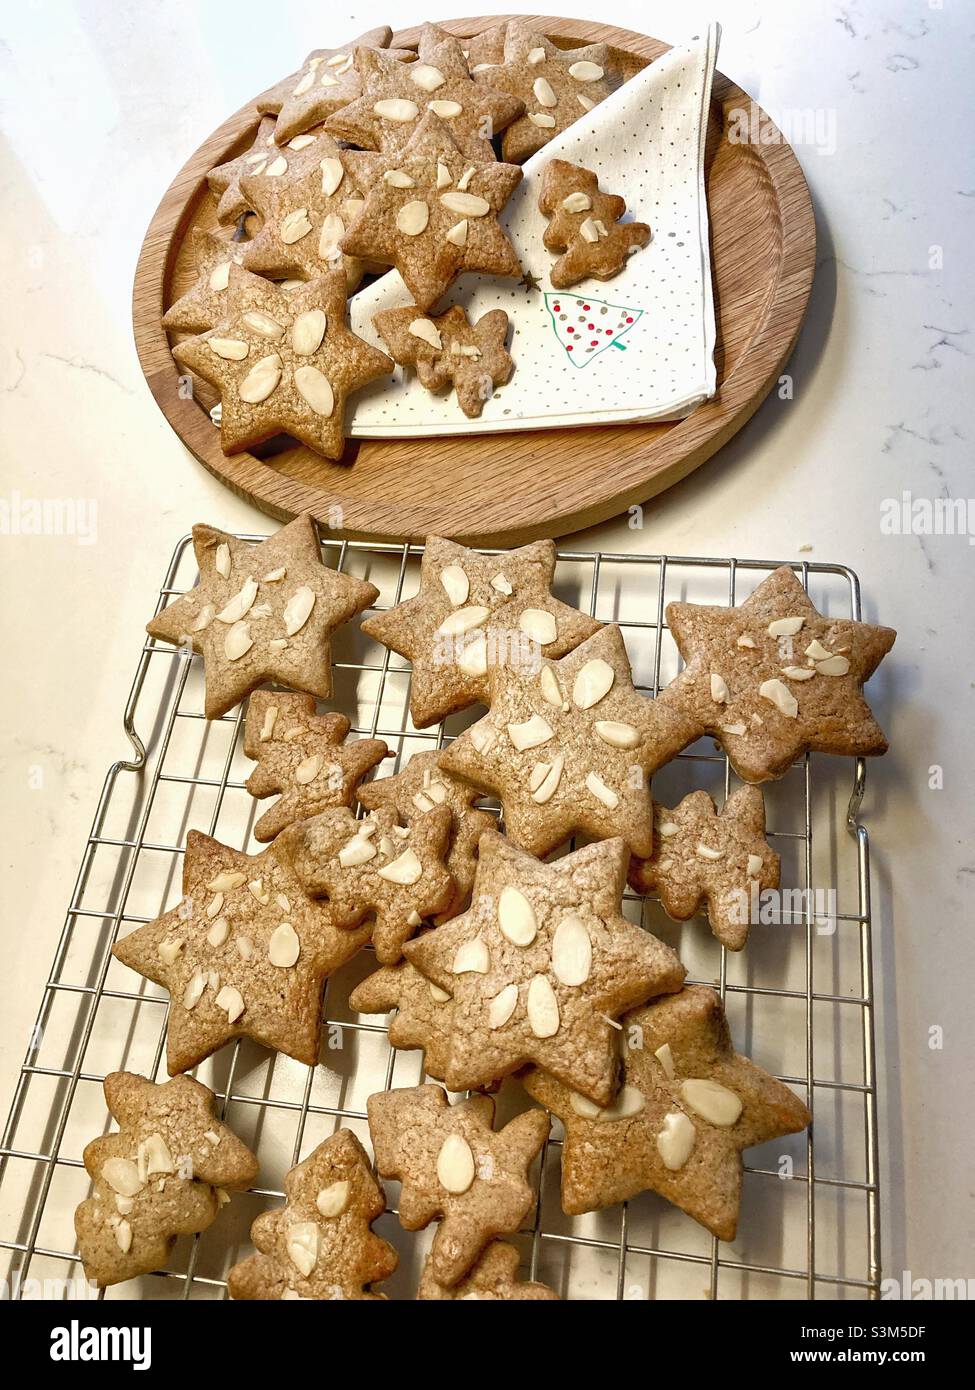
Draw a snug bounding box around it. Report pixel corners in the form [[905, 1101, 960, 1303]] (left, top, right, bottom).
[[133, 14, 815, 545]]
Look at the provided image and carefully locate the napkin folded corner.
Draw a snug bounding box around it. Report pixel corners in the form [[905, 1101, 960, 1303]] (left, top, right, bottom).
[[349, 22, 720, 438]]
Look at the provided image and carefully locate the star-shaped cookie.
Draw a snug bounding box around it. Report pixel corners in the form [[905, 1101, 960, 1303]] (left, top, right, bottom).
[[277, 805, 455, 963], [404, 832, 685, 1106], [238, 128, 371, 292], [477, 20, 616, 162], [261, 27, 411, 142], [656, 566, 897, 782], [629, 787, 780, 951], [171, 267, 393, 460], [243, 691, 388, 842], [417, 1241, 558, 1300], [146, 515, 379, 719], [339, 112, 523, 312], [227, 1130, 397, 1300], [207, 116, 279, 225], [349, 940, 454, 1082], [439, 624, 666, 858], [75, 1072, 258, 1288], [367, 1084, 549, 1286], [373, 304, 513, 418], [112, 831, 371, 1074], [524, 985, 811, 1240], [360, 535, 600, 728], [356, 749, 495, 923], [161, 230, 246, 335], [325, 26, 522, 160], [539, 159, 652, 288]]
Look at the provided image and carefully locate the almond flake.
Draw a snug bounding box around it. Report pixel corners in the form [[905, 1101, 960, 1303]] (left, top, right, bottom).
[[294, 753, 323, 784], [552, 913, 592, 986], [569, 60, 604, 81], [440, 191, 490, 217], [224, 621, 253, 660], [585, 771, 618, 809], [410, 64, 446, 93], [215, 985, 244, 1023], [209, 336, 249, 360], [291, 309, 327, 356], [767, 616, 804, 637], [507, 714, 553, 751], [759, 678, 799, 718], [594, 720, 640, 749], [437, 1133, 475, 1194], [519, 608, 557, 644], [269, 922, 300, 967], [383, 168, 416, 188], [238, 353, 283, 403], [533, 76, 557, 107], [374, 98, 418, 121], [526, 975, 560, 1038], [280, 209, 313, 244], [283, 585, 316, 635], [572, 658, 614, 709], [695, 843, 724, 861], [453, 937, 490, 974], [437, 605, 489, 637], [320, 157, 344, 196], [338, 833, 377, 867], [377, 849, 422, 885], [410, 318, 443, 351], [488, 984, 519, 1029], [498, 887, 536, 946], [531, 752, 564, 803], [294, 365, 335, 416], [189, 603, 215, 633], [815, 655, 851, 676], [217, 576, 258, 624]]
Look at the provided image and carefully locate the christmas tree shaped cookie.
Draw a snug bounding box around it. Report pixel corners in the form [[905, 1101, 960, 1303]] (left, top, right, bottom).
[[75, 1072, 257, 1288], [277, 804, 455, 963], [228, 1130, 397, 1300], [539, 158, 651, 288], [628, 787, 780, 952], [243, 691, 387, 842], [368, 1084, 549, 1287]]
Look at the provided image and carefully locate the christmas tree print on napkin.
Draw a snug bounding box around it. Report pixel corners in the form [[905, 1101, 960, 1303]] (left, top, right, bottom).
[[544, 293, 643, 367]]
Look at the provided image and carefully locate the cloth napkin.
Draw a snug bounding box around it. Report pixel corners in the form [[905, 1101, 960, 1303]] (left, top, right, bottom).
[[347, 23, 720, 437]]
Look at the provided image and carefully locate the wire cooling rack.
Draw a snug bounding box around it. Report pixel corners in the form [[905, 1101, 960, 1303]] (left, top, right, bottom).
[[0, 533, 883, 1301]]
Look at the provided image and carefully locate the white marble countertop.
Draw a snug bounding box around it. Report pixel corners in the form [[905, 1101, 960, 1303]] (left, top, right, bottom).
[[1, 0, 972, 1293]]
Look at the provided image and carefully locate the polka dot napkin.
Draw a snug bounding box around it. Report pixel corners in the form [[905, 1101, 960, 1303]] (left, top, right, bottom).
[[348, 24, 719, 437]]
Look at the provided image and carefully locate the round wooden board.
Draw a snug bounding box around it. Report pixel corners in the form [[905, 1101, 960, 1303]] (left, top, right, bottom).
[[133, 14, 815, 545]]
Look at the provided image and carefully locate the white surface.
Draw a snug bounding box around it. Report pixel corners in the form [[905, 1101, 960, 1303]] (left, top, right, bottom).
[[0, 0, 973, 1291], [349, 27, 718, 432]]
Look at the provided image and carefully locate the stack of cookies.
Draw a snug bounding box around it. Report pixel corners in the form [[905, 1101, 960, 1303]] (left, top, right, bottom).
[[77, 516, 896, 1297], [162, 21, 651, 458]]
